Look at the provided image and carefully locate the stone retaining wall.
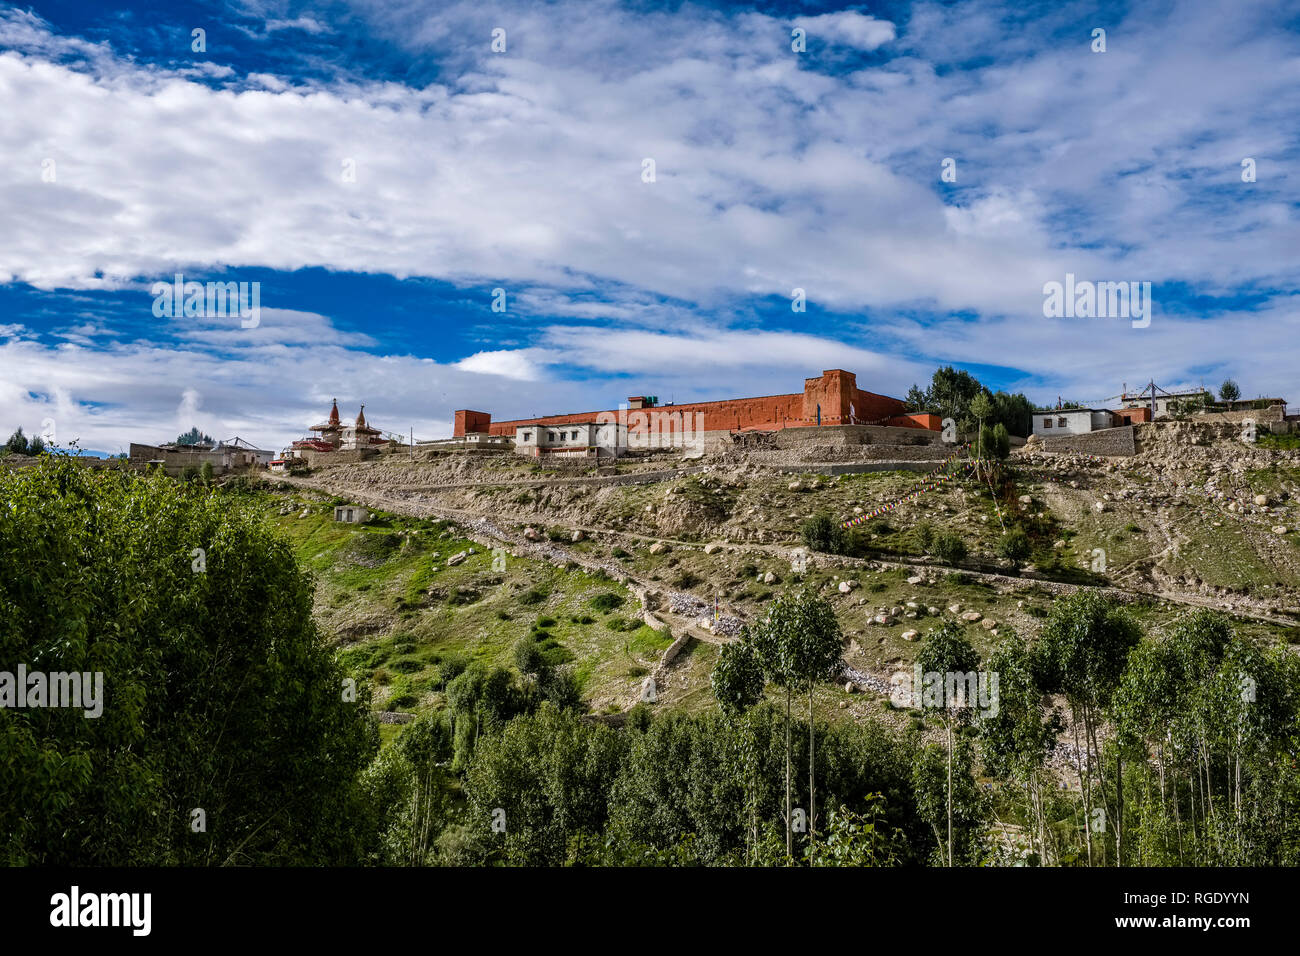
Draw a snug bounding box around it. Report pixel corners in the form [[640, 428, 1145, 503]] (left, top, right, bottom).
[[1032, 425, 1135, 457]]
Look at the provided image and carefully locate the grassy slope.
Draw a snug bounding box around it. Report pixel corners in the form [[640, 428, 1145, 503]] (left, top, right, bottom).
[[258, 493, 673, 717]]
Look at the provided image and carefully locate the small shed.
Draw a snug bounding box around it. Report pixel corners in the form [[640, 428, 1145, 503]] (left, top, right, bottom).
[[333, 505, 369, 523]]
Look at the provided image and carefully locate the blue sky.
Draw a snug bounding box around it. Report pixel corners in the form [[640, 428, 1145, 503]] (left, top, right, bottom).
[[1, 0, 1297, 454]]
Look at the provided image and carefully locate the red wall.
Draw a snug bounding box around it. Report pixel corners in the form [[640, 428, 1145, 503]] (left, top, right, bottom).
[[453, 409, 492, 437], [457, 370, 929, 439]]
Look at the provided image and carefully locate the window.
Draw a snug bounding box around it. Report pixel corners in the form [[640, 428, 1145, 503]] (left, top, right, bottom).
[[547, 432, 556, 441], [570, 431, 578, 440], [1043, 418, 1052, 429], [521, 432, 530, 441], [1058, 417, 1067, 428]]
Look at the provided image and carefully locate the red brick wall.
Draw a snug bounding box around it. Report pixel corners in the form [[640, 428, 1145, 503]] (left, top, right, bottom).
[[1113, 407, 1152, 425], [461, 370, 929, 439], [453, 409, 492, 437]]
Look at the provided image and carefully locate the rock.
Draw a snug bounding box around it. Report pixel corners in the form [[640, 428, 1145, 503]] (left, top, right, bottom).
[[649, 542, 671, 555], [928, 607, 940, 616], [1094, 501, 1107, 513], [907, 575, 924, 585], [523, 527, 542, 541], [571, 530, 585, 543], [981, 618, 998, 630], [961, 611, 983, 623], [788, 481, 802, 491], [844, 682, 855, 693], [838, 580, 857, 593], [1053, 539, 1066, 550], [1255, 495, 1269, 507], [1274, 526, 1289, 535], [763, 571, 779, 585], [1018, 495, 1032, 505], [838, 700, 849, 709], [298, 508, 310, 518], [446, 551, 468, 566], [902, 630, 919, 642], [703, 542, 722, 554], [871, 613, 892, 626], [948, 603, 962, 614]]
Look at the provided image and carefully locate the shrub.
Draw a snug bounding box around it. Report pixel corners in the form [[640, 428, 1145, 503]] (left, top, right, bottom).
[[912, 520, 936, 552], [589, 592, 624, 612], [801, 512, 848, 555], [996, 528, 1032, 563], [932, 532, 968, 565]]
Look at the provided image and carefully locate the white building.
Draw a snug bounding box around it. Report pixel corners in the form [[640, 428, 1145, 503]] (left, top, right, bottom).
[[514, 420, 628, 457], [1120, 388, 1212, 419], [333, 505, 369, 523], [1032, 408, 1120, 437]]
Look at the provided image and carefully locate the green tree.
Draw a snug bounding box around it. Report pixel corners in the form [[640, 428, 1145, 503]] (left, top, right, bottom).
[[915, 621, 982, 866], [711, 637, 766, 717], [175, 427, 214, 446], [1034, 592, 1143, 865], [749, 589, 842, 857], [1219, 379, 1241, 403], [6, 426, 27, 455], [0, 456, 377, 865], [199, 460, 213, 483], [991, 422, 1011, 458], [979, 631, 1061, 864]]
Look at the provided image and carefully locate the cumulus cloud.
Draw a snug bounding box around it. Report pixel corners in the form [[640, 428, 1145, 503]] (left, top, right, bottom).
[[0, 0, 1296, 445]]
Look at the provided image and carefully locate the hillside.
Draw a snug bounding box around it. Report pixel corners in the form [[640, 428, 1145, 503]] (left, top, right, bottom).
[[250, 418, 1299, 740]]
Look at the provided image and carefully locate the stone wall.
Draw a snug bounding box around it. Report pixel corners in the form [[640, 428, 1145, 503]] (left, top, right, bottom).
[[1030, 425, 1135, 457]]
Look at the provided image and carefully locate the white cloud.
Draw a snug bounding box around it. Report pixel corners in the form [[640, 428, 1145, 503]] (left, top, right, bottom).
[[797, 12, 896, 50], [0, 0, 1297, 444]]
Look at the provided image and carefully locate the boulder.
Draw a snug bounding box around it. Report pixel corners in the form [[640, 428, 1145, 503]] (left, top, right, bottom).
[[902, 630, 919, 642], [523, 527, 542, 541], [981, 618, 998, 630], [763, 571, 779, 585], [571, 530, 585, 543], [703, 542, 722, 554], [446, 551, 468, 566], [961, 610, 983, 623], [649, 542, 671, 555]]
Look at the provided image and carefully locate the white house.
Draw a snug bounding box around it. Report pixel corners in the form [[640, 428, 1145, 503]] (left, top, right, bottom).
[[1032, 408, 1120, 437], [514, 421, 628, 457]]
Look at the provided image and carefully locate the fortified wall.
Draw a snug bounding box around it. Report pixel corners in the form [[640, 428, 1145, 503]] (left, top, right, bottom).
[[453, 370, 937, 443]]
